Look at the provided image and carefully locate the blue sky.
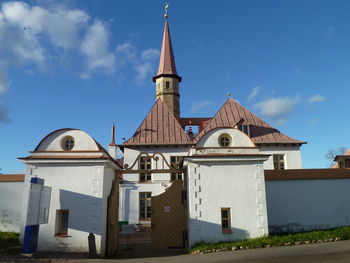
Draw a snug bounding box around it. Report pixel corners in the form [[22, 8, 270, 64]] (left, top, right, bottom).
[[0, 0, 349, 173]]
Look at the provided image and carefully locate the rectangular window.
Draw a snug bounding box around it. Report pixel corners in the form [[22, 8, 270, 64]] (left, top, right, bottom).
[[239, 125, 250, 136], [339, 160, 345, 168], [140, 156, 151, 181], [170, 156, 183, 181], [55, 209, 69, 236], [165, 81, 170, 89], [273, 154, 285, 170], [139, 192, 152, 220], [221, 208, 231, 232]]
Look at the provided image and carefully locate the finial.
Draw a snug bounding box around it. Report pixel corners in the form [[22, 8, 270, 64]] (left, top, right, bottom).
[[110, 122, 116, 145], [227, 92, 231, 97], [164, 3, 169, 19]]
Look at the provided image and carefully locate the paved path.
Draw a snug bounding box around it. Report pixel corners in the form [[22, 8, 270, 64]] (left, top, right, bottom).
[[68, 240, 350, 263]]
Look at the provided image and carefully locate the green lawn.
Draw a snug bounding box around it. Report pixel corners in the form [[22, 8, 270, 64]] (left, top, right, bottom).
[[0, 232, 19, 249], [191, 226, 350, 253]]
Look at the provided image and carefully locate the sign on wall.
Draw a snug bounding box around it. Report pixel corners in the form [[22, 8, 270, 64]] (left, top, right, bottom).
[[26, 183, 52, 226]]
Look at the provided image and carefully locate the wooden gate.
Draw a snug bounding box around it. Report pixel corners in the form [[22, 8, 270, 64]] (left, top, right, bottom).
[[151, 180, 187, 249], [106, 172, 119, 256]]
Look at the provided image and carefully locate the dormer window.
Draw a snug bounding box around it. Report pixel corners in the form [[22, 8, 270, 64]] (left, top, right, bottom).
[[218, 134, 232, 147], [239, 125, 250, 136], [339, 160, 345, 168], [61, 136, 75, 151]]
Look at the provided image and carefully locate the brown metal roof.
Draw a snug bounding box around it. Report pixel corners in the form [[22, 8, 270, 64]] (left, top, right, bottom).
[[0, 174, 24, 182], [153, 19, 181, 82], [195, 98, 305, 145], [124, 99, 193, 146]]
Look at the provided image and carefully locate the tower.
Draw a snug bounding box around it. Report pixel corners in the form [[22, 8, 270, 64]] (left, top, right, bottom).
[[152, 13, 182, 119]]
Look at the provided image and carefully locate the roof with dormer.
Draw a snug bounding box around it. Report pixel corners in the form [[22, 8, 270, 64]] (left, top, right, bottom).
[[194, 98, 305, 145]]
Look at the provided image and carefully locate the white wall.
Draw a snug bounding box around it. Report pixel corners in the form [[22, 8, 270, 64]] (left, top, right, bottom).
[[20, 162, 114, 254], [259, 146, 302, 169], [120, 146, 189, 224], [186, 158, 269, 248], [266, 179, 350, 233], [0, 182, 24, 232]]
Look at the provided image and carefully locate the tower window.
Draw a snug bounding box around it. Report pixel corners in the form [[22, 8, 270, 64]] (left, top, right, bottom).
[[61, 136, 74, 151], [218, 134, 232, 147], [165, 81, 170, 89], [273, 154, 285, 170]]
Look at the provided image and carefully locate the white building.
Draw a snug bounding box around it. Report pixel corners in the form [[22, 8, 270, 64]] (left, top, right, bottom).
[[19, 128, 121, 256], [118, 15, 305, 237]]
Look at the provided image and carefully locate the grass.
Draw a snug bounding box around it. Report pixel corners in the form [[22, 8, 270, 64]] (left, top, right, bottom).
[[0, 232, 19, 249], [191, 226, 350, 252]]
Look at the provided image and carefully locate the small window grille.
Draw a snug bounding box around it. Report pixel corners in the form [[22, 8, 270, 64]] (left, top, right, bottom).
[[218, 134, 232, 147]]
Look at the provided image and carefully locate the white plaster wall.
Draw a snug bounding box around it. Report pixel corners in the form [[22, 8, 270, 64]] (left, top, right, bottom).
[[20, 163, 111, 254], [187, 160, 269, 247], [259, 146, 302, 169], [36, 130, 100, 151], [119, 146, 189, 223], [0, 182, 24, 232], [266, 179, 350, 233], [197, 128, 255, 148]]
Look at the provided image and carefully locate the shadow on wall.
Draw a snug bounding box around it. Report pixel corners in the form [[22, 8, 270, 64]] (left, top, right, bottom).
[[59, 189, 103, 235], [189, 218, 250, 246]]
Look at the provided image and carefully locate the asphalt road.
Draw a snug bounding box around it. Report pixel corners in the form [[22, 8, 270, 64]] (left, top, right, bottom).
[[2, 240, 350, 263], [69, 240, 350, 263]]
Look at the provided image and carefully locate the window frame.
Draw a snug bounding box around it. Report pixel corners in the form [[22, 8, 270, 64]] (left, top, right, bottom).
[[273, 154, 285, 170], [221, 207, 232, 233], [61, 136, 75, 151], [139, 192, 152, 220], [139, 156, 152, 182], [170, 156, 183, 181], [218, 133, 232, 147], [55, 209, 69, 237]]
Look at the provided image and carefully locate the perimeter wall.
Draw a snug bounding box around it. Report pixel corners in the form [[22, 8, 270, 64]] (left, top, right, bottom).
[[265, 168, 350, 234], [0, 174, 24, 232]]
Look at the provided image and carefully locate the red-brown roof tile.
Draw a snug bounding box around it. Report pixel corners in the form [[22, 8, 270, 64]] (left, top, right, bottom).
[[195, 98, 305, 145], [124, 99, 193, 146]]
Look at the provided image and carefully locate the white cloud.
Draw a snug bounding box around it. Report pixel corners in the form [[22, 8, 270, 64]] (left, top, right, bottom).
[[141, 49, 159, 62], [80, 19, 115, 77], [254, 96, 300, 125], [191, 100, 214, 113], [247, 86, 260, 102], [0, 65, 10, 95], [308, 94, 326, 103], [116, 43, 159, 82], [0, 100, 10, 123]]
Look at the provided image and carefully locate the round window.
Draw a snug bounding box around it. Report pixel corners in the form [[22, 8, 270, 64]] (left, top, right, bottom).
[[218, 134, 232, 147], [61, 136, 75, 151]]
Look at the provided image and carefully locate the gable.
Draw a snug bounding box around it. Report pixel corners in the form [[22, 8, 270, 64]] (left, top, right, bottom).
[[195, 98, 305, 145]]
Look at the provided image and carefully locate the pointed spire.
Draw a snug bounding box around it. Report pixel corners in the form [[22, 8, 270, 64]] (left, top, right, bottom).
[[109, 122, 116, 146], [153, 16, 181, 82]]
